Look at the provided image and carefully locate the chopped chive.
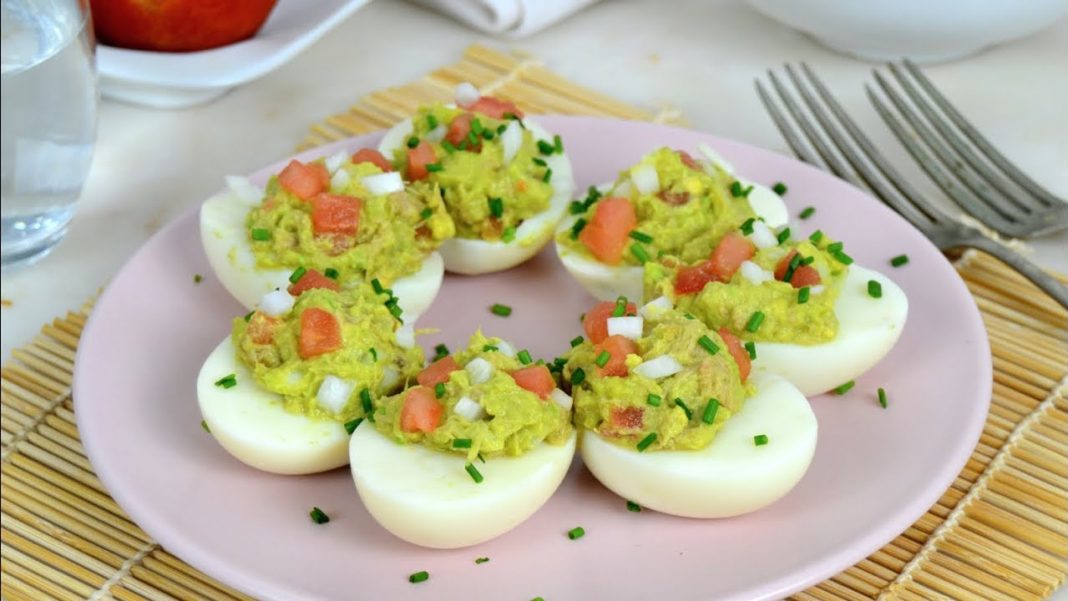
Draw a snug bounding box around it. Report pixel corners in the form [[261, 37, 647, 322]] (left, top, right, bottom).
[[518, 350, 533, 365], [369, 347, 378, 361], [214, 374, 237, 389], [481, 129, 495, 141], [878, 387, 888, 408], [729, 181, 744, 198], [744, 341, 757, 360], [646, 393, 662, 407], [406, 136, 420, 149], [833, 380, 855, 395], [890, 254, 909, 267], [800, 255, 816, 266], [470, 118, 483, 135], [475, 557, 490, 564], [426, 114, 438, 130], [442, 140, 457, 153], [344, 418, 364, 434], [570, 335, 584, 348], [466, 131, 478, 146], [243, 310, 255, 322], [595, 350, 611, 368], [684, 312, 695, 320], [772, 182, 788, 195], [434, 382, 446, 398], [754, 434, 769, 446], [674, 398, 693, 420], [288, 266, 306, 284], [571, 368, 586, 386], [746, 311, 765, 333], [537, 139, 555, 155], [488, 197, 504, 218], [482, 344, 499, 352], [567, 526, 585, 540], [465, 463, 484, 483], [250, 228, 271, 241], [783, 252, 803, 284], [630, 243, 650, 264], [477, 452, 486, 464], [371, 278, 384, 294], [496, 123, 507, 134], [426, 162, 443, 173], [408, 571, 429, 584], [832, 250, 854, 265], [612, 296, 629, 317], [740, 218, 755, 235], [868, 280, 883, 298], [570, 218, 587, 239], [553, 134, 564, 154], [798, 286, 811, 304], [490, 303, 512, 317], [776, 227, 791, 245], [201, 420, 210, 433], [360, 388, 373, 415], [324, 267, 340, 279], [433, 343, 450, 360], [309, 507, 330, 524], [626, 500, 642, 513], [193, 273, 203, 284], [702, 398, 720, 424], [388, 303, 403, 320], [569, 200, 586, 214], [697, 335, 720, 355], [809, 230, 824, 244], [532, 157, 548, 167], [637, 432, 657, 451], [629, 230, 654, 244], [799, 206, 815, 219], [502, 226, 516, 243], [452, 438, 472, 449], [827, 241, 844, 253], [542, 168, 553, 183]]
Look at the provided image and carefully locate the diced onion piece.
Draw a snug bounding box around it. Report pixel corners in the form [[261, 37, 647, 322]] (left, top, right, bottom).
[[464, 357, 495, 385], [325, 151, 348, 174], [381, 366, 400, 391], [395, 324, 415, 348], [454, 82, 479, 107], [225, 175, 264, 205], [361, 172, 403, 196], [697, 142, 735, 174], [811, 285, 826, 295], [550, 388, 573, 411], [748, 220, 777, 249], [259, 289, 294, 316], [630, 164, 660, 195], [424, 125, 446, 143], [640, 296, 672, 320], [316, 375, 354, 414], [501, 120, 523, 164], [632, 355, 683, 380], [330, 168, 350, 192], [454, 395, 486, 421], [740, 260, 774, 285], [606, 316, 643, 341], [496, 340, 517, 358]]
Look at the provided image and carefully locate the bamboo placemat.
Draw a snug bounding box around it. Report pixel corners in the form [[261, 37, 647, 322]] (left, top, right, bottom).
[[2, 44, 1066, 601]]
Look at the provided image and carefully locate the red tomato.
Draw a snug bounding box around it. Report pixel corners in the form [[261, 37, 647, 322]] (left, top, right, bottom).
[[775, 250, 823, 289], [467, 96, 524, 120], [707, 232, 756, 281], [278, 159, 329, 201], [351, 148, 392, 171], [597, 335, 638, 377], [445, 112, 477, 148], [246, 312, 278, 345], [578, 197, 637, 264], [583, 300, 638, 344], [510, 365, 554, 399], [287, 269, 340, 296], [718, 327, 750, 383], [309, 193, 361, 236], [400, 387, 443, 433], [674, 261, 716, 295], [298, 308, 341, 359], [417, 355, 460, 388], [407, 141, 436, 181], [610, 406, 644, 430], [677, 150, 701, 170]]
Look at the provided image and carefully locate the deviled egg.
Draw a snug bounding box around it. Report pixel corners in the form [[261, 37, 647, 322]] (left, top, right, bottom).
[[196, 283, 424, 475], [378, 83, 575, 274], [200, 148, 454, 321], [349, 332, 576, 548]]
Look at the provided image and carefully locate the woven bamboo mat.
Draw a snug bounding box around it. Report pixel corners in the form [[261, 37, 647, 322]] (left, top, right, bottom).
[[2, 44, 1066, 601]]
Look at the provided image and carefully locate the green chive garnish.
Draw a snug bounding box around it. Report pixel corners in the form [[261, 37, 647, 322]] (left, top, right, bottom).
[[542, 168, 553, 183], [612, 296, 629, 317], [243, 310, 255, 322], [754, 434, 769, 446], [434, 382, 446, 398], [782, 252, 803, 283], [626, 501, 642, 513], [554, 134, 564, 154], [452, 438, 472, 449], [482, 344, 498, 352], [533, 157, 548, 167], [833, 381, 855, 395], [481, 129, 495, 141], [360, 388, 373, 415], [729, 181, 745, 198], [214, 374, 237, 389], [878, 387, 888, 408], [595, 350, 611, 368], [570, 218, 587, 239], [371, 278, 384, 294], [740, 218, 755, 235], [477, 452, 486, 464], [406, 136, 419, 148], [518, 350, 533, 365], [344, 418, 363, 434], [470, 118, 484, 135], [488, 197, 504, 218], [833, 250, 854, 265], [496, 123, 507, 134], [776, 227, 791, 245], [537, 139, 555, 155], [475, 557, 490, 564], [569, 200, 586, 214], [442, 140, 457, 153], [746, 311, 765, 333], [465, 463, 484, 483], [629, 230, 654, 244], [408, 571, 429, 584], [697, 335, 720, 355], [674, 399, 693, 420], [868, 280, 883, 298], [388, 303, 403, 321], [827, 241, 844, 253], [433, 343, 449, 360], [799, 206, 815, 219], [772, 182, 788, 195], [646, 394, 662, 407], [490, 303, 512, 317], [501, 226, 516, 243], [369, 347, 378, 361], [571, 368, 586, 386], [288, 266, 306, 284], [201, 420, 210, 433], [426, 114, 438, 130], [809, 230, 824, 244], [324, 267, 340, 279], [567, 526, 585, 540], [250, 228, 271, 241], [630, 243, 650, 264], [570, 335, 584, 348], [890, 254, 909, 267], [309, 507, 330, 524], [637, 432, 657, 452], [744, 341, 756, 360], [193, 273, 203, 284], [798, 286, 811, 304], [466, 131, 478, 146], [702, 398, 720, 424]]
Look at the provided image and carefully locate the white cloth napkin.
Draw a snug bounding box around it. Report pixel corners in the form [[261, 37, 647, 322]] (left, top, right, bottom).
[[409, 0, 600, 37]]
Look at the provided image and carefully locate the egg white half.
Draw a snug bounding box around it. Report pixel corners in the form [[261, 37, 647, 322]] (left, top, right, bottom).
[[752, 264, 908, 396], [349, 425, 577, 548], [196, 337, 349, 475], [580, 372, 816, 518], [380, 117, 575, 275], [199, 184, 444, 319]]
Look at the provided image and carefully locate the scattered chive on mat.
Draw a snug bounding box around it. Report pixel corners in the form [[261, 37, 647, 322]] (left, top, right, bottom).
[[2, 45, 1065, 601]]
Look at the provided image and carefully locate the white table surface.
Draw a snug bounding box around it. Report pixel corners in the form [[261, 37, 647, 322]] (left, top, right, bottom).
[[1, 0, 1065, 595]]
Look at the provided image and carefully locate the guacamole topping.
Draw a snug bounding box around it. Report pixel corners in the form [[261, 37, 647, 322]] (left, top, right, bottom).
[[374, 332, 572, 462], [232, 286, 424, 423], [246, 158, 454, 287], [558, 147, 755, 265], [396, 104, 554, 241], [564, 310, 751, 452]]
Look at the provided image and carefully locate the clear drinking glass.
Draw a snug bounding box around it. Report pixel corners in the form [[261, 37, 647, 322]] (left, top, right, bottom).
[[1, 0, 98, 268]]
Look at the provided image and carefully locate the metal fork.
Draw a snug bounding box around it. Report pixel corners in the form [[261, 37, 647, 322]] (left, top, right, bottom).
[[755, 64, 1068, 309]]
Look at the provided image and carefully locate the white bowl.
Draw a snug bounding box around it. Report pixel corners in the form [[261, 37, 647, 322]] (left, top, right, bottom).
[[747, 0, 1068, 63]]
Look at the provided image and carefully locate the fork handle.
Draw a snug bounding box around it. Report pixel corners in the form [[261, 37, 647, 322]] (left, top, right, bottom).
[[964, 236, 1068, 310]]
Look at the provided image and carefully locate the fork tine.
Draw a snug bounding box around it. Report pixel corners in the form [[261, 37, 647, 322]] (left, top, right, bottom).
[[873, 69, 1031, 237], [754, 79, 827, 171], [790, 63, 946, 228], [903, 59, 1065, 208]]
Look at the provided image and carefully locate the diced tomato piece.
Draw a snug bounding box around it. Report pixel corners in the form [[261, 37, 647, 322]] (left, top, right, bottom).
[[596, 335, 638, 377], [674, 260, 716, 295], [718, 327, 751, 383], [510, 365, 554, 399], [467, 96, 524, 120], [583, 300, 638, 344], [775, 250, 823, 289], [400, 387, 443, 433], [578, 197, 637, 264], [417, 355, 460, 388], [287, 269, 340, 296], [351, 148, 392, 171], [407, 141, 437, 181], [445, 112, 475, 147], [677, 150, 701, 170], [657, 190, 691, 206], [309, 193, 361, 236], [278, 159, 329, 201], [610, 406, 644, 430], [707, 232, 756, 281], [298, 308, 341, 359], [246, 312, 278, 345]]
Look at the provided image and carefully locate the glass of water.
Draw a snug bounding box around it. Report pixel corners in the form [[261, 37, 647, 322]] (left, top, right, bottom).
[[1, 0, 98, 269]]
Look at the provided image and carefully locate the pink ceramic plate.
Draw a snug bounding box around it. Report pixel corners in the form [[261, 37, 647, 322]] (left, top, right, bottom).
[[75, 117, 991, 601]]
